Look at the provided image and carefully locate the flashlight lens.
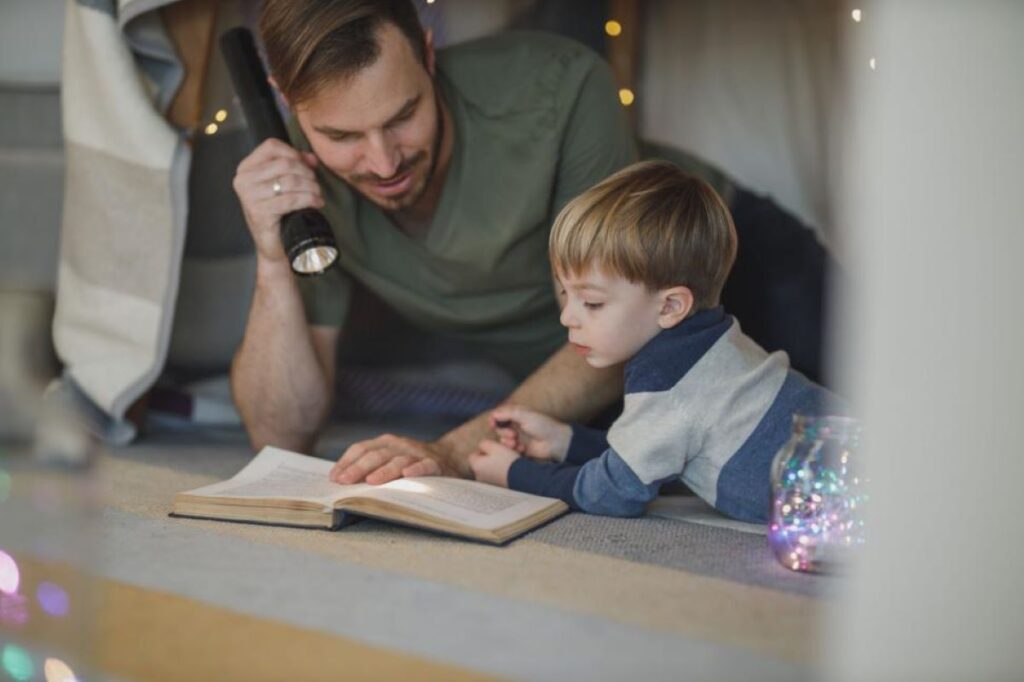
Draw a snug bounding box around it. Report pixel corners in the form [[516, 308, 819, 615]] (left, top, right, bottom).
[[292, 246, 338, 274]]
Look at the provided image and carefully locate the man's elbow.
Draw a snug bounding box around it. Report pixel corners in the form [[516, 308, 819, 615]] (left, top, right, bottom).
[[244, 423, 318, 455]]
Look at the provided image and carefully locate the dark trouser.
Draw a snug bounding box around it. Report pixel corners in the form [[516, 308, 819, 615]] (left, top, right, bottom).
[[723, 187, 835, 385]]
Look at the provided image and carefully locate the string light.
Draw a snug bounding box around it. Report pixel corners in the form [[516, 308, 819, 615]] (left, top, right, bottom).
[[0, 550, 19, 594], [769, 417, 866, 573], [204, 123, 218, 135], [605, 20, 622, 37], [851, 8, 862, 22], [869, 57, 877, 70], [37, 582, 70, 617], [618, 88, 635, 106], [214, 109, 228, 122], [44, 658, 78, 682], [2, 645, 34, 682], [0, 591, 29, 626]]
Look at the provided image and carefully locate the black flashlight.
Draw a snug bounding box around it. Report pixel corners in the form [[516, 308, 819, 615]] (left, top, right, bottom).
[[220, 27, 338, 275]]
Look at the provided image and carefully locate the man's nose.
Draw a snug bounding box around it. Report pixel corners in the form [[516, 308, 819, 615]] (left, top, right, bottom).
[[364, 132, 400, 178]]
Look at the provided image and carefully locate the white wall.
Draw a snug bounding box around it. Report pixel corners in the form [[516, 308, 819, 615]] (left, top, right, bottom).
[[828, 2, 1024, 679], [641, 0, 840, 246]]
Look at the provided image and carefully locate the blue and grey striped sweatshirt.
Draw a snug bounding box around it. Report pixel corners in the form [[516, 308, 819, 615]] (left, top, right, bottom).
[[507, 306, 839, 523]]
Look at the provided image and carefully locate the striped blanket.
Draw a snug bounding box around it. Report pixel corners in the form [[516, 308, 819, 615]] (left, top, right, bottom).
[[53, 0, 189, 442]]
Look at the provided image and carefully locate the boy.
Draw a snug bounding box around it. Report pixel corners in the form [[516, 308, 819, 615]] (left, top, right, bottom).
[[468, 161, 838, 523]]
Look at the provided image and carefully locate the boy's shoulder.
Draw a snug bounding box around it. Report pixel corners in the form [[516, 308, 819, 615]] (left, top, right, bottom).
[[623, 308, 734, 394]]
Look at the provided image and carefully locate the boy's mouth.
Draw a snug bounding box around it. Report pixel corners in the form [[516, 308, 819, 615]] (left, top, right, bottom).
[[571, 342, 591, 355]]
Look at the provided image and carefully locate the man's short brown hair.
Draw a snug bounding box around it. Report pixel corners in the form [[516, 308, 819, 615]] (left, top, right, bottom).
[[259, 0, 426, 105], [549, 161, 738, 310]]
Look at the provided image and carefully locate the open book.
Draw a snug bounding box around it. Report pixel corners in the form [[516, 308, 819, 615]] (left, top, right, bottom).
[[172, 446, 568, 544]]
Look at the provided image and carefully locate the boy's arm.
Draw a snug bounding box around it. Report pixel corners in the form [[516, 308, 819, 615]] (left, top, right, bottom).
[[509, 447, 669, 517], [564, 424, 611, 465]]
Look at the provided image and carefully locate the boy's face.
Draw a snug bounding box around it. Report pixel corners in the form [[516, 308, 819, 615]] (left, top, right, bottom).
[[556, 268, 668, 368]]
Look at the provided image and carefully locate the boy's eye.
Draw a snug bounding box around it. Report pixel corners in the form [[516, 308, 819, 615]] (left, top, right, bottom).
[[583, 302, 604, 310]]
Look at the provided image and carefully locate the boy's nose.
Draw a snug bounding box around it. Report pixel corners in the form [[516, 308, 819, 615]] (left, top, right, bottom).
[[559, 305, 578, 328]]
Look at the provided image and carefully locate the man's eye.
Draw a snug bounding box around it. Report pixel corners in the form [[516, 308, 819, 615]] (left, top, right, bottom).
[[387, 111, 415, 129], [583, 302, 604, 310]]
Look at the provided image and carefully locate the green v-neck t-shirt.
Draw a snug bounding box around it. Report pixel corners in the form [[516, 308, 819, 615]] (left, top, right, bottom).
[[289, 32, 637, 379]]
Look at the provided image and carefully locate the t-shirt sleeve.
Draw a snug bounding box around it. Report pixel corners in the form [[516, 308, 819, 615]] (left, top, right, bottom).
[[296, 265, 353, 327], [551, 57, 639, 215]]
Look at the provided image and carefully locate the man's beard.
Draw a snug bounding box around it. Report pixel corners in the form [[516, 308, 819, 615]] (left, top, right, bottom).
[[349, 83, 446, 212]]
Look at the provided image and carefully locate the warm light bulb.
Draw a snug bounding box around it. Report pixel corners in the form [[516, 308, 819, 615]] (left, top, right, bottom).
[[204, 123, 218, 135], [605, 20, 622, 37], [214, 109, 228, 122], [618, 88, 635, 106], [851, 9, 862, 22]]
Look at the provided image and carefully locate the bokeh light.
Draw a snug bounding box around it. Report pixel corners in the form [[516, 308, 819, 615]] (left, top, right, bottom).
[[851, 8, 862, 22], [0, 550, 20, 594], [605, 20, 622, 37], [2, 644, 35, 681], [0, 592, 29, 626], [618, 88, 635, 106], [44, 657, 78, 682], [205, 123, 218, 135], [214, 109, 228, 122], [37, 582, 70, 617]]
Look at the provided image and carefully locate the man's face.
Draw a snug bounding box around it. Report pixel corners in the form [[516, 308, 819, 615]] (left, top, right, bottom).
[[557, 268, 666, 368], [294, 23, 440, 212]]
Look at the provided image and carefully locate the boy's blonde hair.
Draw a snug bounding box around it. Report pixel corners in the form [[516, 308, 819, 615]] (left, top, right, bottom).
[[549, 160, 738, 310]]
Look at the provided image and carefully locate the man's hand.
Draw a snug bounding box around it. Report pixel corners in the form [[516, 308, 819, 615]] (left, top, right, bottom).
[[490, 404, 572, 461], [233, 138, 324, 265], [468, 440, 520, 488], [329, 434, 458, 485]]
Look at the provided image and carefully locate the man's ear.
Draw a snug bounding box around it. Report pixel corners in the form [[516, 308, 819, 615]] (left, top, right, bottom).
[[267, 75, 291, 110], [657, 286, 694, 329], [424, 28, 436, 76]]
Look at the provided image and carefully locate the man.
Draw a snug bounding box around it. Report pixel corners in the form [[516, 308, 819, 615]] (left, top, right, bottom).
[[230, 0, 636, 483]]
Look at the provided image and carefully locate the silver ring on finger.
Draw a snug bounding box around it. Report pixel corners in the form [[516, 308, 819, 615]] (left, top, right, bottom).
[[272, 179, 283, 196]]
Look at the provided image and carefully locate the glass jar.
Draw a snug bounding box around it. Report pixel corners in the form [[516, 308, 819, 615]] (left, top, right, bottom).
[[768, 415, 866, 573]]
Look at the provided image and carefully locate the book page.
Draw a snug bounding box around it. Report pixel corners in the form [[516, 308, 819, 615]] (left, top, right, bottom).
[[181, 447, 372, 506], [353, 478, 560, 530]]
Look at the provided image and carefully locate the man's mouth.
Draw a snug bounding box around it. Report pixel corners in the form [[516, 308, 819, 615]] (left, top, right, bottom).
[[369, 169, 414, 197]]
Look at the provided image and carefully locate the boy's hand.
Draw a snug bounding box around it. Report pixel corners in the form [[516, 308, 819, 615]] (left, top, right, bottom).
[[468, 440, 521, 487], [489, 404, 572, 461]]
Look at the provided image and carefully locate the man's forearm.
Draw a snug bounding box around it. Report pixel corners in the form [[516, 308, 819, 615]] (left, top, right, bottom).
[[438, 344, 622, 476], [231, 259, 333, 452]]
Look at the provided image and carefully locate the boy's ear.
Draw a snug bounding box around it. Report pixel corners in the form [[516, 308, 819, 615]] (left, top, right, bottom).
[[657, 286, 694, 329]]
